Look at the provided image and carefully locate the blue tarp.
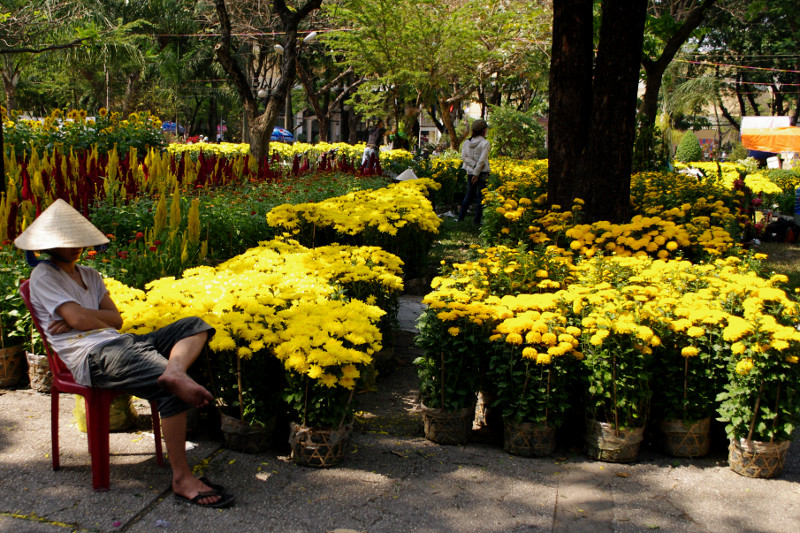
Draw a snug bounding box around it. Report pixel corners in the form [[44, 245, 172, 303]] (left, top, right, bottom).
[[271, 127, 294, 143], [162, 121, 185, 134]]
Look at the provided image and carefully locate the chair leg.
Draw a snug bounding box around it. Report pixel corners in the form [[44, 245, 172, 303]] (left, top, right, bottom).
[[51, 388, 60, 471], [86, 393, 112, 491], [149, 402, 165, 467]]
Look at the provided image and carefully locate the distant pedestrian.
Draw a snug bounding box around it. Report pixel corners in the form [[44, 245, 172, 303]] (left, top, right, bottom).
[[457, 119, 491, 225]]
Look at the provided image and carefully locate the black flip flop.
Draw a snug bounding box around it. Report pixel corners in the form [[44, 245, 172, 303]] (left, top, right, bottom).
[[199, 476, 225, 493], [175, 488, 235, 509]]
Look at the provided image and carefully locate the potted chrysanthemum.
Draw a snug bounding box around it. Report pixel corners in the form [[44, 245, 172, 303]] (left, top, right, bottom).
[[488, 308, 583, 457], [276, 299, 384, 467], [580, 308, 657, 463], [649, 318, 725, 458], [716, 314, 800, 478], [414, 292, 491, 445]]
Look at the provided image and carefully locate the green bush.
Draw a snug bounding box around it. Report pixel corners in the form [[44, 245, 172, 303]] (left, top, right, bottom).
[[486, 104, 546, 159], [728, 141, 749, 162], [764, 168, 800, 215], [675, 130, 703, 162]]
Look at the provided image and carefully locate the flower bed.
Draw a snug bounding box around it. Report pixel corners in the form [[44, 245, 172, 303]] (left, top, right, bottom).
[[417, 242, 800, 465], [266, 179, 441, 278], [107, 237, 403, 430]]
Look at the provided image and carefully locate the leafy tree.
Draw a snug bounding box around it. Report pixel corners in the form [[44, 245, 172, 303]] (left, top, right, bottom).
[[0, 0, 97, 110], [296, 57, 364, 143], [639, 0, 718, 128], [702, 0, 800, 124], [675, 129, 703, 161], [324, 0, 551, 148], [213, 0, 323, 159], [486, 104, 546, 159]]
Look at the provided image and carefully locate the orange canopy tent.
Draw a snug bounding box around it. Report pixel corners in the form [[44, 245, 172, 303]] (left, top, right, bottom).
[[741, 127, 800, 153]]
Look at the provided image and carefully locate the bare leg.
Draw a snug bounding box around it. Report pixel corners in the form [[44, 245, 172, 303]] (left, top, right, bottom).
[[162, 412, 219, 505], [157, 332, 214, 408]]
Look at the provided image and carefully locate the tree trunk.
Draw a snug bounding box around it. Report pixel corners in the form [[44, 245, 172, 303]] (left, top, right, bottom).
[[586, 0, 647, 222], [317, 114, 330, 143], [639, 0, 716, 127], [1, 117, 5, 194], [214, 0, 322, 160], [547, 0, 594, 213], [1, 61, 19, 111], [439, 97, 460, 149], [348, 109, 358, 144], [122, 71, 140, 117], [548, 0, 647, 223]]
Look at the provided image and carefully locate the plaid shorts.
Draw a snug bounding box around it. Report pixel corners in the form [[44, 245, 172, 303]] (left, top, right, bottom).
[[87, 317, 215, 418]]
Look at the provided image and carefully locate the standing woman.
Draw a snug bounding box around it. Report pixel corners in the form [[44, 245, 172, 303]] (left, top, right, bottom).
[[457, 119, 491, 225]]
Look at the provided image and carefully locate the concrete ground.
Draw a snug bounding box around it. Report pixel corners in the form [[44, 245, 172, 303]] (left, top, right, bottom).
[[0, 295, 798, 533]]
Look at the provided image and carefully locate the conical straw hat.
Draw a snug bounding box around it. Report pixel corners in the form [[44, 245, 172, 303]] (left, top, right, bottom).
[[14, 199, 109, 251]]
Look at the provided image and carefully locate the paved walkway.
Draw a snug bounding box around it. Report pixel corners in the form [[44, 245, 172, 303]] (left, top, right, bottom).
[[0, 296, 798, 533]]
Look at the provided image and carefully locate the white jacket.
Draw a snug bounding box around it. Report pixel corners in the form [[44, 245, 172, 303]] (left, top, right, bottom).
[[460, 136, 491, 176]]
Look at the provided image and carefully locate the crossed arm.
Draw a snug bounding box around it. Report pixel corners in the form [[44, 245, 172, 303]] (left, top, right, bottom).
[[49, 293, 123, 335]]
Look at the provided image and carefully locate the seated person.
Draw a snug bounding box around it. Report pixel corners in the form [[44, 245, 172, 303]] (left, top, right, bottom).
[[14, 199, 234, 508]]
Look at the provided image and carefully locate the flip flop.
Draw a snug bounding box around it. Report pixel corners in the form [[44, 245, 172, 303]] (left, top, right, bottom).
[[199, 477, 225, 493], [175, 488, 235, 509]]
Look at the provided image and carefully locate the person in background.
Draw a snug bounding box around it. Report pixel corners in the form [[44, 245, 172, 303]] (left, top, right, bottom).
[[14, 200, 235, 509], [361, 119, 385, 168], [457, 119, 491, 225]]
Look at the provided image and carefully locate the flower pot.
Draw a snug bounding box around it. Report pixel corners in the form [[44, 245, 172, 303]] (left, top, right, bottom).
[[0, 345, 24, 388], [584, 418, 644, 463], [503, 421, 557, 457], [420, 402, 474, 445], [220, 412, 276, 454], [26, 352, 52, 393], [728, 438, 790, 479], [659, 417, 711, 458], [289, 422, 353, 467]]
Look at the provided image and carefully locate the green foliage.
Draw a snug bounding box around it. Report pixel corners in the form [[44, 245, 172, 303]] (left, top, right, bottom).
[[0, 245, 31, 349], [716, 359, 800, 442], [583, 342, 653, 429], [763, 168, 800, 215], [486, 104, 546, 160], [487, 343, 580, 426], [728, 142, 749, 162], [282, 372, 358, 428], [650, 328, 727, 422], [414, 309, 486, 411], [207, 349, 285, 428], [675, 130, 703, 163]]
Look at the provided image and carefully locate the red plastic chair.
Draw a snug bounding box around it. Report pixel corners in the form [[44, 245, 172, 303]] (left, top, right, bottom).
[[20, 279, 164, 491]]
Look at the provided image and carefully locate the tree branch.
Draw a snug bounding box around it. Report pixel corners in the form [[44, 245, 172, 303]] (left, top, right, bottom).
[[0, 36, 90, 55]]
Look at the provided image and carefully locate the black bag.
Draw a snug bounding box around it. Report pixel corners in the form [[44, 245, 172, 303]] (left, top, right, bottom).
[[763, 217, 800, 243]]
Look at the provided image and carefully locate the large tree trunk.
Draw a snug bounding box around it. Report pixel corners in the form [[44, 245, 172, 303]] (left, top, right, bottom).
[[547, 0, 594, 213], [587, 0, 647, 222], [548, 0, 647, 223]]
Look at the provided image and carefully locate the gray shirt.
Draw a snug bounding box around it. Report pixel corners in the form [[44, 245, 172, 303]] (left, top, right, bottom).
[[30, 263, 122, 385]]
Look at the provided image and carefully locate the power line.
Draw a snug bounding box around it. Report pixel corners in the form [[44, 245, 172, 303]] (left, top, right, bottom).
[[677, 58, 800, 75]]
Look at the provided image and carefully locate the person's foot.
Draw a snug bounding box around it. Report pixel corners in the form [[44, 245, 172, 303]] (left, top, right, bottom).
[[173, 476, 232, 507], [158, 370, 214, 408]]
